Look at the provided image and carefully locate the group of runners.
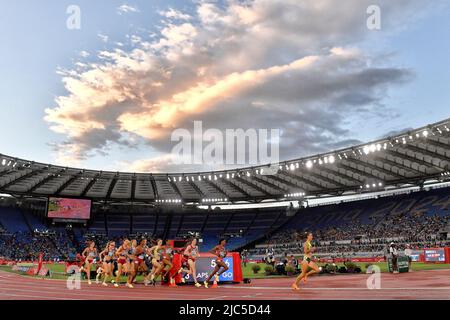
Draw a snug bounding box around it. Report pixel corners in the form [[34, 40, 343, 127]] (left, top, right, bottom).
[[79, 231, 318, 291], [79, 237, 229, 288]]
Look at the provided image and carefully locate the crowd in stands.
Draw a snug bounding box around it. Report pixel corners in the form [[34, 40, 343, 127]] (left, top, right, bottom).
[[249, 212, 449, 258], [0, 230, 77, 261], [0, 199, 448, 262], [0, 222, 6, 234], [267, 213, 448, 244]]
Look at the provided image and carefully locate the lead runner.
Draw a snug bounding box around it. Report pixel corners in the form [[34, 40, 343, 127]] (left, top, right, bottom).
[[291, 232, 320, 291]]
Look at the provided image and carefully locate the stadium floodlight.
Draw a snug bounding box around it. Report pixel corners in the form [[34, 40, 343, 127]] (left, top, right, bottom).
[[423, 130, 429, 137], [329, 155, 335, 164], [369, 144, 376, 153], [318, 159, 323, 165], [246, 171, 251, 177], [363, 146, 370, 155], [1, 159, 6, 166], [226, 173, 230, 179], [366, 184, 370, 189], [290, 163, 295, 171], [260, 168, 264, 174], [305, 160, 313, 169]]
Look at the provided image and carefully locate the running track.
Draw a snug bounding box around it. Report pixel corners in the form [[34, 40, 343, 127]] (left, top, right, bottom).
[[1, 269, 449, 300]]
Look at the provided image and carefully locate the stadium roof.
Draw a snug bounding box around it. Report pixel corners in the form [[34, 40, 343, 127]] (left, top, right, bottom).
[[1, 118, 449, 205]]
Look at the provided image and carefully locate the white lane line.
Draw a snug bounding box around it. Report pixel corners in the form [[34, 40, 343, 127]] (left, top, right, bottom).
[[229, 286, 450, 291], [204, 295, 231, 300], [0, 290, 81, 300]]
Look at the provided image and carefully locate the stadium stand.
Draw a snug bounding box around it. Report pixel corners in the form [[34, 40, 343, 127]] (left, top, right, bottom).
[[0, 119, 449, 262], [248, 187, 450, 259], [0, 186, 448, 261]]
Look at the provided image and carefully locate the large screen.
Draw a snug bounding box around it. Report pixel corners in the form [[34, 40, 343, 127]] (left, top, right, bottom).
[[183, 256, 234, 283], [424, 248, 446, 262], [47, 197, 91, 220]]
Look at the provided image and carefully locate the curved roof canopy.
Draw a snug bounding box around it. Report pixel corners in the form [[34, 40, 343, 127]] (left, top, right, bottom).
[[1, 118, 449, 205]]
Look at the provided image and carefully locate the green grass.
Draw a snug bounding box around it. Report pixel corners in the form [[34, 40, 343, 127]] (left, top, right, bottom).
[[1, 261, 450, 282], [242, 262, 450, 278]]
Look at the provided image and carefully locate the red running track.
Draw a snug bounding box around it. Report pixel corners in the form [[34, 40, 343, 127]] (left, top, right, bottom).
[[1, 269, 449, 300]]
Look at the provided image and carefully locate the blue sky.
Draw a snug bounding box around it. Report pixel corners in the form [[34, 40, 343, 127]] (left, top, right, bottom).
[[0, 0, 449, 172]]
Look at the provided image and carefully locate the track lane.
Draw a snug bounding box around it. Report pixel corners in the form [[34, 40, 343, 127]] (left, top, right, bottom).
[[1, 269, 449, 300]]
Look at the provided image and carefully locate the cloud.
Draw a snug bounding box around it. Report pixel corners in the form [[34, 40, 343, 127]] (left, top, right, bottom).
[[158, 8, 191, 21], [79, 51, 90, 58], [98, 33, 109, 43], [117, 4, 140, 15], [45, 0, 426, 171]]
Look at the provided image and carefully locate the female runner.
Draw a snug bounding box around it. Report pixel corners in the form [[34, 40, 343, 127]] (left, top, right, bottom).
[[131, 238, 148, 285], [176, 243, 191, 284], [98, 241, 116, 286], [147, 239, 165, 286], [127, 240, 137, 286], [161, 240, 174, 283], [81, 241, 98, 285], [115, 239, 133, 288], [204, 238, 229, 288], [291, 232, 320, 291], [184, 238, 201, 287]]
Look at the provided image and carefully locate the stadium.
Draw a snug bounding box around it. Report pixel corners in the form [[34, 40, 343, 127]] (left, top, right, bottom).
[[0, 118, 449, 300], [1, 0, 450, 308]]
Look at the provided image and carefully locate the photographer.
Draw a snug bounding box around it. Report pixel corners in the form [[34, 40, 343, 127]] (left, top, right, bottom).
[[389, 242, 399, 273], [404, 244, 413, 271], [265, 246, 275, 266]]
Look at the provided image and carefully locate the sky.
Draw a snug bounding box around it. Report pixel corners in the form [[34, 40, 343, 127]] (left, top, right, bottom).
[[0, 0, 449, 173]]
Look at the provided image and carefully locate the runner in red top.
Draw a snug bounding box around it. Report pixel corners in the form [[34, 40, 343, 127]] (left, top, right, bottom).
[[114, 239, 132, 288], [81, 241, 98, 285], [183, 238, 202, 287], [204, 238, 229, 288]]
